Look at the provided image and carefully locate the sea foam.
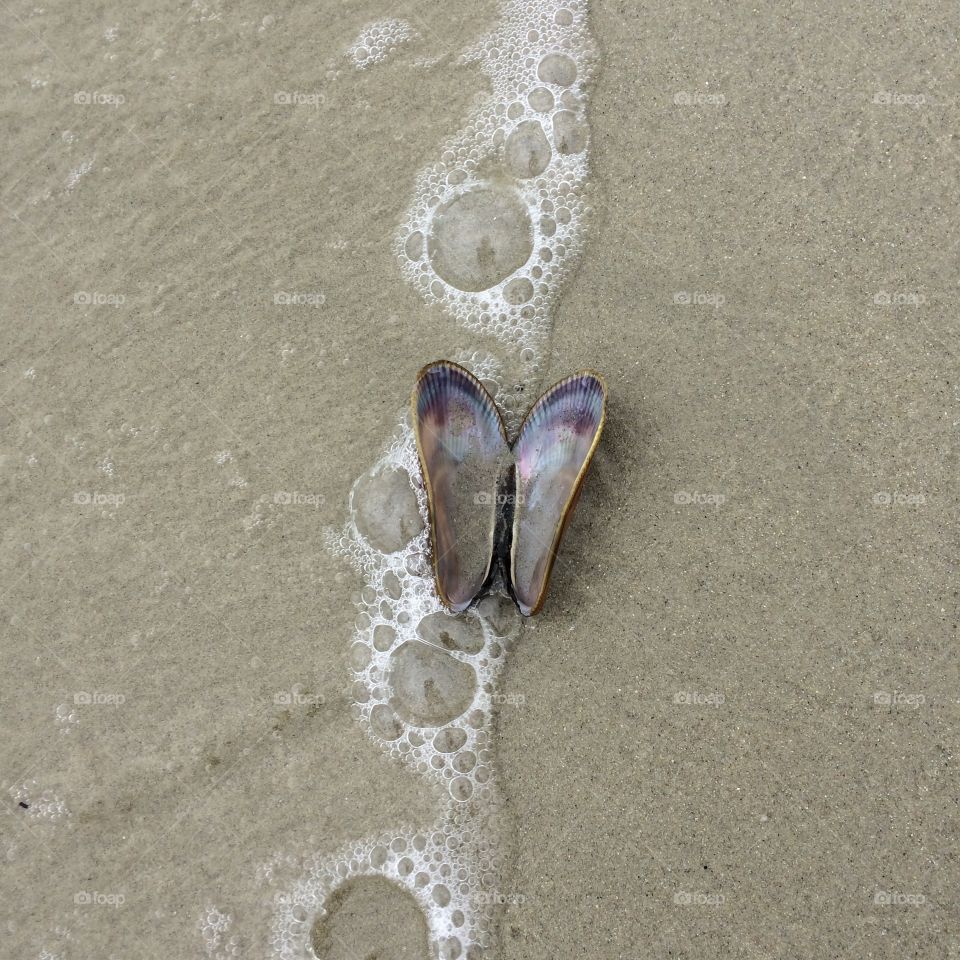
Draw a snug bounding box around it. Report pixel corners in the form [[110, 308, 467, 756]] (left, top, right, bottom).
[[268, 3, 596, 956]]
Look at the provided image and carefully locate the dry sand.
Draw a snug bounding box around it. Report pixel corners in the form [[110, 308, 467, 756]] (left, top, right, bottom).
[[1, 1, 957, 958]]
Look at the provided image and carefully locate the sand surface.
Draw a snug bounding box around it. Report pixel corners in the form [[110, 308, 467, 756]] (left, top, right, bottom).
[[2, 1, 957, 958]]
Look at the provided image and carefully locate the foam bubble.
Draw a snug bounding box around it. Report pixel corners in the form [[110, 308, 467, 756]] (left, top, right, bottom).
[[537, 52, 578, 86], [553, 109, 588, 154], [347, 18, 419, 69], [418, 610, 486, 655], [271, 409, 523, 957], [351, 465, 423, 554], [527, 86, 555, 112], [504, 120, 552, 178], [373, 623, 396, 651], [404, 230, 425, 261], [434, 727, 469, 753], [428, 187, 533, 292], [370, 703, 403, 740], [503, 276, 535, 305], [389, 641, 477, 726]]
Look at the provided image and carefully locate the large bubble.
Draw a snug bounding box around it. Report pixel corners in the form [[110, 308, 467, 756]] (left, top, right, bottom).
[[527, 87, 555, 112], [503, 277, 534, 305], [428, 187, 533, 292], [552, 110, 588, 155], [352, 466, 424, 553], [311, 877, 430, 958], [417, 611, 485, 655], [504, 121, 551, 179], [538, 52, 577, 86], [389, 641, 477, 726]]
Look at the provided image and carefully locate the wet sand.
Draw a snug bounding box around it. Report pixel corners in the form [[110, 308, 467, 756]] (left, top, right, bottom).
[[1, 1, 957, 958]]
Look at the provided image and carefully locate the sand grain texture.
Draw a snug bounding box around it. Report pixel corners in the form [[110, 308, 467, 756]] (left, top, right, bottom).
[[1, 1, 957, 958]]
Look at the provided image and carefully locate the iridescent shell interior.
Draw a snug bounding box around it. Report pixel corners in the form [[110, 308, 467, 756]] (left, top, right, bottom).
[[413, 361, 606, 616], [510, 373, 606, 616], [412, 361, 510, 612]]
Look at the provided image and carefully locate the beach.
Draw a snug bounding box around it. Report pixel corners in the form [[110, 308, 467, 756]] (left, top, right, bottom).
[[1, 1, 957, 957]]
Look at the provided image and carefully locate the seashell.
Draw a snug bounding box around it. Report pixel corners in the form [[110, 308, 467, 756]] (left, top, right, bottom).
[[411, 361, 509, 611], [510, 371, 606, 615], [412, 360, 606, 616]]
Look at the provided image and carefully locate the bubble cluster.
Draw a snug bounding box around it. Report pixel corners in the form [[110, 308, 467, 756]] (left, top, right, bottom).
[[200, 905, 241, 960], [9, 781, 69, 822], [269, 3, 595, 957], [271, 372, 521, 958], [325, 389, 519, 808], [347, 19, 420, 70], [54, 702, 78, 735], [395, 0, 596, 389], [273, 803, 505, 960]]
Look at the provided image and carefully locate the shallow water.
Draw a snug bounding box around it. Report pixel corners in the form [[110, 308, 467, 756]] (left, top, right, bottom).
[[2, 1, 958, 958]]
